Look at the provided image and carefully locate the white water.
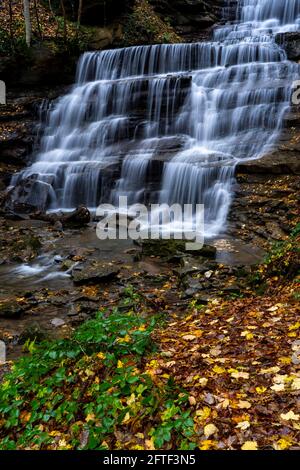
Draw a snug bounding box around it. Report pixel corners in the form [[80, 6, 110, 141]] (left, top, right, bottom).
[[12, 0, 300, 236]]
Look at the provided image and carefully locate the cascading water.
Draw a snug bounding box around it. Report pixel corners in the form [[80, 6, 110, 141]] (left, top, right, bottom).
[[12, 0, 300, 237]]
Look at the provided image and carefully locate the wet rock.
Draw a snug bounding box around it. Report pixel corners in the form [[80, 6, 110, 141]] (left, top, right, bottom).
[[197, 295, 214, 304], [0, 341, 6, 364], [60, 260, 75, 271], [18, 324, 48, 344], [0, 301, 23, 318], [237, 152, 300, 175], [74, 302, 99, 316], [223, 285, 240, 294], [3, 175, 53, 212], [53, 221, 63, 232], [50, 318, 66, 328], [184, 286, 202, 298], [140, 239, 216, 259], [72, 262, 119, 285], [265, 222, 286, 241], [276, 32, 300, 60]]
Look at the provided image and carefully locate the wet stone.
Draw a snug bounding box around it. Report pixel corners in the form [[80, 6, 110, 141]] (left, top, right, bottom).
[[71, 262, 120, 286], [0, 301, 23, 318], [50, 318, 66, 328], [140, 239, 216, 259]]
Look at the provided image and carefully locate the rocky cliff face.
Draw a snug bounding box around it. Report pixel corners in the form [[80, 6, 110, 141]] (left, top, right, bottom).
[[276, 32, 300, 61], [149, 0, 224, 40]]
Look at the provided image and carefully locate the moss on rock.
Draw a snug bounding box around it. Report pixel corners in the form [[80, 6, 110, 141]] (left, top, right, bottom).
[[123, 0, 181, 45]]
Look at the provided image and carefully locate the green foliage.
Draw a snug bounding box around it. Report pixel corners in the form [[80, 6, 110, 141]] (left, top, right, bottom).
[[0, 301, 195, 450], [249, 224, 300, 291], [0, 28, 28, 56]]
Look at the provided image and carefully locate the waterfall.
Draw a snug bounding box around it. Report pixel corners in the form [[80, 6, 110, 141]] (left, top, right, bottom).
[[12, 0, 300, 237]]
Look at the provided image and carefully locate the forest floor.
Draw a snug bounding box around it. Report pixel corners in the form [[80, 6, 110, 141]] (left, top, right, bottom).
[[0, 224, 299, 450]]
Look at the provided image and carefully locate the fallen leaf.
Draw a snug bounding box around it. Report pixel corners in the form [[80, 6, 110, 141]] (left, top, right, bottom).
[[236, 421, 250, 430], [241, 441, 258, 450], [280, 411, 299, 421], [231, 371, 249, 380], [291, 378, 300, 391], [189, 396, 196, 406], [270, 383, 285, 392], [238, 400, 252, 409], [182, 335, 197, 341], [204, 424, 218, 438]]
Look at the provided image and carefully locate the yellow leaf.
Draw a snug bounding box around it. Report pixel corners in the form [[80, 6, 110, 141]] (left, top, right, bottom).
[[145, 438, 155, 450], [117, 360, 124, 369], [198, 378, 208, 387], [122, 412, 131, 424], [97, 352, 106, 360], [49, 430, 61, 437], [291, 378, 300, 391], [196, 406, 211, 421], [241, 441, 258, 450], [117, 334, 131, 344], [85, 413, 95, 422], [260, 366, 280, 374], [161, 373, 170, 379], [276, 437, 293, 450], [126, 394, 136, 406], [278, 357, 292, 365], [58, 438, 72, 450], [204, 424, 218, 438], [199, 440, 216, 450], [273, 374, 288, 384], [219, 399, 230, 409], [289, 322, 300, 331], [85, 369, 95, 377], [256, 386, 267, 394], [236, 421, 250, 430], [241, 331, 254, 340], [267, 306, 278, 312], [231, 371, 249, 380], [270, 383, 285, 392], [280, 410, 299, 421], [238, 400, 252, 409], [189, 396, 196, 406], [213, 365, 226, 374], [182, 335, 197, 341]]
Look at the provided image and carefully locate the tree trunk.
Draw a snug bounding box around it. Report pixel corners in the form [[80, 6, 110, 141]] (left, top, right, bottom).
[[77, 0, 83, 29], [34, 0, 42, 39], [60, 0, 67, 43], [23, 0, 32, 47], [8, 0, 14, 44]]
